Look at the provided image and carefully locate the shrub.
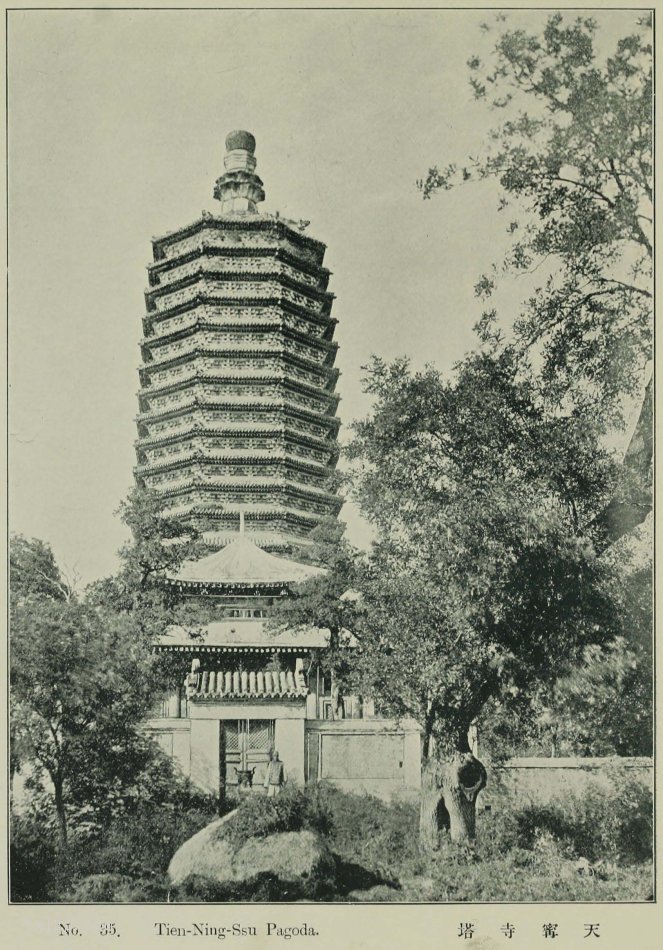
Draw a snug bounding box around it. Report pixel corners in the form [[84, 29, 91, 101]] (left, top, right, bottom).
[[219, 786, 332, 850], [173, 871, 299, 902], [315, 784, 421, 878], [67, 873, 170, 903], [509, 768, 653, 865], [11, 780, 219, 902], [10, 814, 58, 902], [428, 844, 653, 902]]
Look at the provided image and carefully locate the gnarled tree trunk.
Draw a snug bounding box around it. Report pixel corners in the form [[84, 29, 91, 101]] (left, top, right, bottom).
[[419, 751, 487, 850], [440, 752, 487, 842]]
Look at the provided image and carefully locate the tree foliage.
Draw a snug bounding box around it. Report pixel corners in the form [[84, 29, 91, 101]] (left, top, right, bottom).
[[343, 353, 622, 758], [86, 488, 214, 672], [10, 535, 168, 846], [10, 533, 72, 602], [270, 518, 362, 680], [420, 13, 652, 421]]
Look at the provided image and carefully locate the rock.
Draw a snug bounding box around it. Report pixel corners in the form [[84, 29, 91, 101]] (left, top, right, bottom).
[[168, 811, 236, 886], [168, 815, 336, 900], [234, 830, 335, 894]]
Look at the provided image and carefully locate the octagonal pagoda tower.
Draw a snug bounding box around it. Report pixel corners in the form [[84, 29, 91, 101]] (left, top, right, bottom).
[[134, 132, 342, 552]]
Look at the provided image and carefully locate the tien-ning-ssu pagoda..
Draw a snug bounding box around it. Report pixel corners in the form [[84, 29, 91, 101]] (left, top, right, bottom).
[[140, 132, 420, 799]]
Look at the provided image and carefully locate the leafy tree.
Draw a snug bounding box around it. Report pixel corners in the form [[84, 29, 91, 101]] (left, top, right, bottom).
[[544, 637, 651, 757], [340, 353, 623, 846], [86, 488, 214, 689], [479, 553, 652, 759], [420, 13, 652, 538], [88, 487, 210, 612], [282, 353, 624, 846], [10, 534, 72, 602], [10, 593, 155, 848], [270, 519, 362, 699]]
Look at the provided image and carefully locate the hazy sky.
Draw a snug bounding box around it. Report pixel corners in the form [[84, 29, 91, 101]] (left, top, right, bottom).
[[8, 7, 642, 585]]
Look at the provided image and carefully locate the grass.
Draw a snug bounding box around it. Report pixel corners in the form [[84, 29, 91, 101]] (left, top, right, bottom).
[[11, 771, 653, 903]]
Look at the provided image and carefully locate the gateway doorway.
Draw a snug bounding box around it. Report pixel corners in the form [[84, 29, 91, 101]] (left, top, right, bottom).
[[222, 719, 275, 790]]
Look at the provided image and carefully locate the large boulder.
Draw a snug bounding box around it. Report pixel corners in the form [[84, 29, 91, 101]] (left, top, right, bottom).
[[168, 811, 236, 886], [168, 813, 336, 900]]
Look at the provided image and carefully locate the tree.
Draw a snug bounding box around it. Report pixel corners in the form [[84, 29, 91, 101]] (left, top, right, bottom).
[[10, 596, 156, 847], [349, 353, 627, 846], [86, 488, 213, 690], [10, 536, 158, 848], [88, 487, 210, 610], [420, 13, 652, 538], [284, 352, 623, 846], [478, 550, 653, 760], [10, 534, 73, 602], [269, 518, 362, 696]]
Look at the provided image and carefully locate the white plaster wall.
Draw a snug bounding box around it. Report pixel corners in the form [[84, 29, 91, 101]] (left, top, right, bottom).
[[189, 719, 220, 796], [189, 702, 307, 720], [275, 719, 306, 787]]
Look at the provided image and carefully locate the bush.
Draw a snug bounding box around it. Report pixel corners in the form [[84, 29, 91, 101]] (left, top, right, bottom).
[[10, 814, 58, 902], [71, 797, 220, 881], [173, 871, 299, 902], [428, 842, 653, 902], [505, 767, 653, 865], [219, 786, 332, 850], [67, 873, 170, 903], [314, 784, 421, 878], [11, 780, 220, 902]]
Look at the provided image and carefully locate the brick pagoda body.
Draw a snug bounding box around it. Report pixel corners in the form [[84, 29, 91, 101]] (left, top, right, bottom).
[[141, 133, 421, 799]]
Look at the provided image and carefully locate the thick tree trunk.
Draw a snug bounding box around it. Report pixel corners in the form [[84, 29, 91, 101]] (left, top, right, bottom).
[[419, 751, 487, 849], [439, 752, 487, 843]]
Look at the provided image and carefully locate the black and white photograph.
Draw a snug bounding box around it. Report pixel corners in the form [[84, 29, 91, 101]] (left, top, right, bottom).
[[6, 1, 655, 933]]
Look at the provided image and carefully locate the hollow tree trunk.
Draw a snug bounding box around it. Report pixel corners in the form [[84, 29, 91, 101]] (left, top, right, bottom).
[[419, 751, 487, 850], [439, 752, 487, 843]]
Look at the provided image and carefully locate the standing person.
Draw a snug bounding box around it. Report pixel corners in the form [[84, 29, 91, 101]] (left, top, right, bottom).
[[264, 750, 286, 797]]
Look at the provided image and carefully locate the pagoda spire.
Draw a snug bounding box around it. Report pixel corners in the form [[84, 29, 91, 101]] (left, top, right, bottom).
[[213, 130, 265, 213]]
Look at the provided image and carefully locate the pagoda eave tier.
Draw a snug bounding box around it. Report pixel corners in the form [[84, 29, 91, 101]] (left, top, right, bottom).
[[167, 508, 325, 530], [141, 322, 338, 359], [147, 245, 332, 285], [135, 454, 336, 476], [137, 373, 341, 402], [142, 296, 337, 333], [149, 480, 342, 505], [136, 401, 340, 428], [135, 425, 338, 453], [151, 213, 326, 261], [139, 348, 339, 381], [145, 271, 334, 309]]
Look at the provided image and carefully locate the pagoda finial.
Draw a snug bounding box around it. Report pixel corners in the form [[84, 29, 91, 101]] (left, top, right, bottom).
[[213, 130, 265, 213]]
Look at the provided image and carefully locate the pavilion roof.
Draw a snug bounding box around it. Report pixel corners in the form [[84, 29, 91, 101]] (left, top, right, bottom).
[[157, 618, 329, 650], [156, 618, 358, 652], [170, 533, 324, 587]]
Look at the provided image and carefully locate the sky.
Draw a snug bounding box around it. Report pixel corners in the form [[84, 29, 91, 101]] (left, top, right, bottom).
[[7, 7, 644, 586]]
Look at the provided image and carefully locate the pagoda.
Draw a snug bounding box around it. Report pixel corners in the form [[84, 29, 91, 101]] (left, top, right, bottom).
[[142, 133, 421, 800], [134, 130, 342, 552]]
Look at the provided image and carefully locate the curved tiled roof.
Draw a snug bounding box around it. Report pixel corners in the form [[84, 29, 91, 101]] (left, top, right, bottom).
[[172, 534, 324, 586]]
